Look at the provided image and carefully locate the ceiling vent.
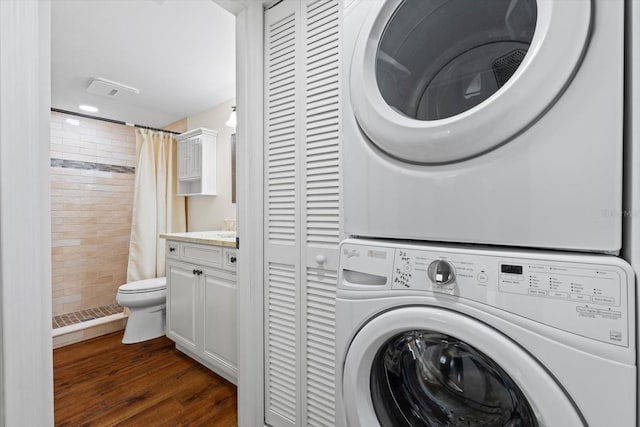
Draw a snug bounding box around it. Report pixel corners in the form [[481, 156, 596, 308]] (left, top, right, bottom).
[[86, 77, 140, 98]]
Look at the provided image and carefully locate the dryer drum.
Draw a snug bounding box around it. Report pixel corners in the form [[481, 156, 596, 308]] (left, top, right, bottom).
[[375, 0, 537, 121], [369, 330, 538, 426], [493, 49, 528, 88], [417, 42, 531, 121]]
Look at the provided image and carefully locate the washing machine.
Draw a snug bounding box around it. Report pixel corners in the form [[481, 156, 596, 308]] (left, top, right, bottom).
[[343, 0, 624, 253], [335, 239, 636, 426]]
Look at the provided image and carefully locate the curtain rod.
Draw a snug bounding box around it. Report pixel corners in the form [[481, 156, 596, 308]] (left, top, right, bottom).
[[50, 108, 182, 135]]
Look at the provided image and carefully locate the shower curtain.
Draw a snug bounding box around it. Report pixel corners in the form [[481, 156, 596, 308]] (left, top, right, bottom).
[[126, 129, 186, 282]]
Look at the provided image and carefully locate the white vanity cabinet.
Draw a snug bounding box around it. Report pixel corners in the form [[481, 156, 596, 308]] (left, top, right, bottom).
[[176, 128, 217, 196], [165, 239, 237, 384]]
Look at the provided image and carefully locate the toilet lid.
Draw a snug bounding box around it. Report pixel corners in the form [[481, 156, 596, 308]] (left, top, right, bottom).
[[118, 277, 167, 294]]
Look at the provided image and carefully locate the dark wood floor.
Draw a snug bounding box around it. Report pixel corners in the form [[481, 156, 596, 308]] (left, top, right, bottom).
[[54, 332, 237, 426]]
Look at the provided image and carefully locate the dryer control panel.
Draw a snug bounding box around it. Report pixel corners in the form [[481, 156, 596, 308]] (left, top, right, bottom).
[[339, 240, 634, 347]]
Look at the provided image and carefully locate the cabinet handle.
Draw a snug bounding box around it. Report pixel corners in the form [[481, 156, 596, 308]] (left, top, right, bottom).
[[197, 269, 203, 275], [193, 269, 197, 275], [169, 247, 176, 252], [230, 256, 236, 263]]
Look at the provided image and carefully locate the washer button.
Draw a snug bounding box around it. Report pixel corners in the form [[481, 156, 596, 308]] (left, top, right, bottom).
[[477, 273, 488, 283]]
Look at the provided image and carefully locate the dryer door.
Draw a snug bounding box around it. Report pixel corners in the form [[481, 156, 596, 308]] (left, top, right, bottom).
[[349, 0, 591, 164], [342, 307, 585, 426]]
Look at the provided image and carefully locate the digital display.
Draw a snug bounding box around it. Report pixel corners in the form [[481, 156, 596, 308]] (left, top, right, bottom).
[[501, 264, 523, 275]]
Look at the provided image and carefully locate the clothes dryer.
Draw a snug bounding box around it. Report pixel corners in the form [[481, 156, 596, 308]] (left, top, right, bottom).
[[343, 0, 624, 253], [335, 239, 636, 426]]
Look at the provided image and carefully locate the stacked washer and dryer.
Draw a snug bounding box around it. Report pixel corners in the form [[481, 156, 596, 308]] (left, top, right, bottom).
[[336, 0, 637, 426]]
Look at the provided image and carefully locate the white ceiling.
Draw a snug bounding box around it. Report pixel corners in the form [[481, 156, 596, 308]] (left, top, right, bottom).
[[51, 0, 236, 128]]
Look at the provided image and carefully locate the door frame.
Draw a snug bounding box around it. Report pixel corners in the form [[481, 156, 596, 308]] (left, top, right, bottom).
[[0, 1, 266, 425], [0, 0, 54, 424], [214, 2, 267, 426]]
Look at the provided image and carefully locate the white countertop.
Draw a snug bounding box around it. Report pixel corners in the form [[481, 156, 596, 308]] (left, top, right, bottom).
[[160, 230, 236, 248]]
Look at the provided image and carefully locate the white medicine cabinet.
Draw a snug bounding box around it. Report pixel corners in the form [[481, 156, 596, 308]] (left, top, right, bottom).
[[176, 127, 217, 196]]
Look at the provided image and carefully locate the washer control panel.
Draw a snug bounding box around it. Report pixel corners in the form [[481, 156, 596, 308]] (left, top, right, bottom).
[[498, 263, 620, 306], [340, 240, 634, 347]]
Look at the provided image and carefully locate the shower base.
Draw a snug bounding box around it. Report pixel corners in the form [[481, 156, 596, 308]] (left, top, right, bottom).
[[52, 304, 128, 349], [53, 304, 123, 329]]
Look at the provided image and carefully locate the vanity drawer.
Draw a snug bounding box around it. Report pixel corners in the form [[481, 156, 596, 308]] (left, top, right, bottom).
[[180, 243, 222, 268], [167, 241, 180, 259], [223, 249, 237, 272]]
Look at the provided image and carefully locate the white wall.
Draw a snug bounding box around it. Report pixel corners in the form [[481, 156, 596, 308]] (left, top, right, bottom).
[[186, 98, 237, 231]]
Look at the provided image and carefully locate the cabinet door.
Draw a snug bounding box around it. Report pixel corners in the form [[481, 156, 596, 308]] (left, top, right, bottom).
[[178, 139, 192, 179], [188, 136, 202, 178], [166, 260, 199, 351], [178, 137, 201, 179], [202, 268, 238, 378]]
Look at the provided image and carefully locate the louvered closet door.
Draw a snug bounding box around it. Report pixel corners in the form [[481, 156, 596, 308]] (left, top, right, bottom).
[[265, 1, 301, 426], [265, 1, 341, 426], [302, 1, 341, 426]]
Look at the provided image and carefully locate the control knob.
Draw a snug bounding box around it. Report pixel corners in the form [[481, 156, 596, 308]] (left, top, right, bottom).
[[427, 260, 455, 286]]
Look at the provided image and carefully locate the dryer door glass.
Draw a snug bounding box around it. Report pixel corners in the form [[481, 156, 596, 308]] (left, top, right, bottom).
[[376, 0, 537, 121], [350, 0, 590, 163], [370, 330, 538, 426]]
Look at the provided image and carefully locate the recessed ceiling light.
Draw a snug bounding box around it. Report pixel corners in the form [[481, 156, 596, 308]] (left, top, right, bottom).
[[78, 105, 98, 113]]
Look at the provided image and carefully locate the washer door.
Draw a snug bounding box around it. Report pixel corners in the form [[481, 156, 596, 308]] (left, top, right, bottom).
[[342, 307, 585, 426], [350, 0, 591, 163]]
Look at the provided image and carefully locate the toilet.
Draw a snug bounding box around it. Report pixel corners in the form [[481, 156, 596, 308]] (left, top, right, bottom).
[[116, 277, 167, 344]]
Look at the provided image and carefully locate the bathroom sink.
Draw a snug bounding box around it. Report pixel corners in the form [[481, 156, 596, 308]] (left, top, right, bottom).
[[161, 231, 237, 246], [194, 230, 236, 241], [216, 232, 236, 238]]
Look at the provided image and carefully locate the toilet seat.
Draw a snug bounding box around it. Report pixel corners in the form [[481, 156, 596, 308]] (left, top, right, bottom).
[[118, 277, 166, 294]]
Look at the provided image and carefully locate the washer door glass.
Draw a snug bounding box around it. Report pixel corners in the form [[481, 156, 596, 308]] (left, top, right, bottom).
[[370, 330, 537, 426], [341, 307, 585, 427], [376, 0, 536, 121]]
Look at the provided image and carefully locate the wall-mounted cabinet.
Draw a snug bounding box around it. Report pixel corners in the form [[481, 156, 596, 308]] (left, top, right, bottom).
[[176, 127, 217, 196]]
